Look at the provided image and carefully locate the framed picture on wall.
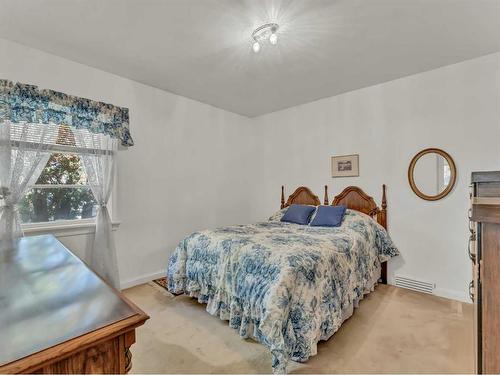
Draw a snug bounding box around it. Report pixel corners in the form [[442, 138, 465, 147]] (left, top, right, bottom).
[[331, 154, 359, 177]]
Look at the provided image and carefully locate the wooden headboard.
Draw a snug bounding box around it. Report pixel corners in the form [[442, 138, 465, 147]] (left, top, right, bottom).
[[281, 185, 387, 230], [331, 185, 387, 230], [281, 186, 323, 208], [280, 184, 389, 284]]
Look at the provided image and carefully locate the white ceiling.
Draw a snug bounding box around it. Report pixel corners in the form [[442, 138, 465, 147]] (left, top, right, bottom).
[[1, 0, 499, 117]]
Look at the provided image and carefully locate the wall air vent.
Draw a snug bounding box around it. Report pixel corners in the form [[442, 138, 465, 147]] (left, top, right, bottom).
[[394, 275, 435, 294]]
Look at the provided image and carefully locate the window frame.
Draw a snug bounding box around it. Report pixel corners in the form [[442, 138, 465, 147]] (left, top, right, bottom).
[[22, 218, 121, 238], [14, 142, 119, 235], [21, 185, 119, 237]]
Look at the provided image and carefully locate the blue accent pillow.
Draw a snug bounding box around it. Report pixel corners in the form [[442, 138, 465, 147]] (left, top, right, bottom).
[[280, 204, 316, 225], [310, 205, 347, 227]]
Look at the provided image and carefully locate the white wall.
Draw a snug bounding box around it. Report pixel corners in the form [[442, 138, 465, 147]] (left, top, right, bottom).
[[0, 38, 255, 288], [2, 38, 499, 301], [251, 52, 500, 301]]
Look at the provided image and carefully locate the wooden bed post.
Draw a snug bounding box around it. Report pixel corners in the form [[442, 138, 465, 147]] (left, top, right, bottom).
[[324, 185, 329, 205], [281, 186, 285, 209], [378, 184, 387, 230], [378, 184, 388, 284]]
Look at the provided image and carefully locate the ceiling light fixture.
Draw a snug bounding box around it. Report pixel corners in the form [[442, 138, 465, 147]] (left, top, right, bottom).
[[251, 23, 279, 53]]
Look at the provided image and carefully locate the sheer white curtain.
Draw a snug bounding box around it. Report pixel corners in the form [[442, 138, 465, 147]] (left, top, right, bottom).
[[75, 130, 120, 289], [0, 122, 51, 242]]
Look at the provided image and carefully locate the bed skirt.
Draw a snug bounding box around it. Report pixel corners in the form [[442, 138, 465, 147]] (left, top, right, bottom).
[[170, 262, 382, 373]]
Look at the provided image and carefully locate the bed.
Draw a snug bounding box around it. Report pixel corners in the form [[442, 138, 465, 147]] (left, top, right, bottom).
[[167, 185, 399, 373]]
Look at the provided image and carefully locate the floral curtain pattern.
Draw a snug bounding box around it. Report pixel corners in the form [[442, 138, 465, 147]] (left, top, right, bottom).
[[0, 79, 130, 288], [0, 79, 133, 147]]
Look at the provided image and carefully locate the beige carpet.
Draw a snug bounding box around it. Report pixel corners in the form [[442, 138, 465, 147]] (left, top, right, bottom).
[[124, 283, 473, 374]]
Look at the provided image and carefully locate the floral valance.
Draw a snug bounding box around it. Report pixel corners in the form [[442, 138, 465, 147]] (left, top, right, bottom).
[[0, 79, 133, 147]]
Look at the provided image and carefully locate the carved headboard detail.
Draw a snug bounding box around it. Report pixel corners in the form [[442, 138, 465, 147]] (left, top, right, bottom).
[[280, 185, 387, 229], [281, 186, 321, 208], [332, 185, 387, 230]]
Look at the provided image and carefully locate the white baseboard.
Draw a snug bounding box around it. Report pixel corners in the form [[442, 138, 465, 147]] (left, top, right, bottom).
[[433, 287, 470, 303], [120, 270, 165, 290], [121, 272, 470, 303]]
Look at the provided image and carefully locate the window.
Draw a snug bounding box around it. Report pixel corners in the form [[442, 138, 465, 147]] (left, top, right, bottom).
[[19, 153, 97, 223], [18, 124, 98, 224]]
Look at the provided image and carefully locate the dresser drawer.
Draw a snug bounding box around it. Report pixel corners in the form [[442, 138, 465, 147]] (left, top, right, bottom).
[[477, 182, 500, 197]]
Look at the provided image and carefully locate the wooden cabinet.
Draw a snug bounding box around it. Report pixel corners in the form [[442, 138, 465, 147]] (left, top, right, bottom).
[[0, 235, 149, 374], [471, 171, 500, 374]]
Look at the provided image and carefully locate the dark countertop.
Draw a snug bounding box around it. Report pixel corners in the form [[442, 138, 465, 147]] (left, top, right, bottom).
[[0, 234, 136, 366]]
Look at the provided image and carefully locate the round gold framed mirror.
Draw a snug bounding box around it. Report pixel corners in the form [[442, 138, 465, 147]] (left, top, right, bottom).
[[408, 148, 457, 201]]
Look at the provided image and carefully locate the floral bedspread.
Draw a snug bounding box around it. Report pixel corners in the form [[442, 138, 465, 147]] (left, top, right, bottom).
[[167, 209, 399, 373]]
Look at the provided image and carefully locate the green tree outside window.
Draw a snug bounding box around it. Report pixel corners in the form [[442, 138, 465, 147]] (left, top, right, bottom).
[[19, 154, 97, 223]]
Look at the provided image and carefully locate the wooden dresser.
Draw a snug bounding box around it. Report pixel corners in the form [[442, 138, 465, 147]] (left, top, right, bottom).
[[0, 235, 149, 374], [470, 171, 500, 374]]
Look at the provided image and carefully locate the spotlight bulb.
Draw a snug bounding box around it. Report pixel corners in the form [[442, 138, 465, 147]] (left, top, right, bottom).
[[269, 33, 278, 45], [252, 41, 260, 53]]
